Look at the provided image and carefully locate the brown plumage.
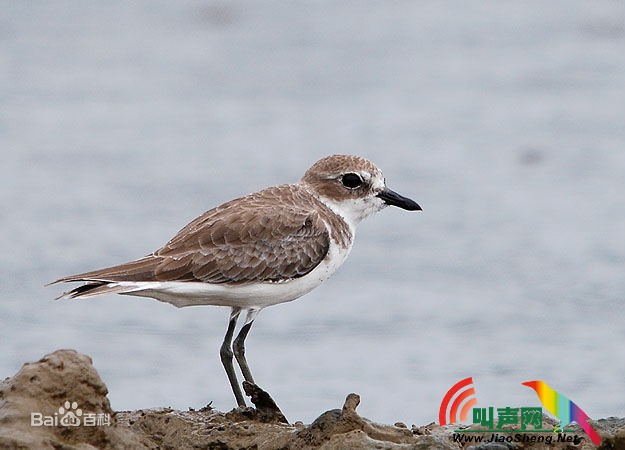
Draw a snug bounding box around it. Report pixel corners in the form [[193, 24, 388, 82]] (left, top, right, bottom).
[[49, 154, 420, 412], [52, 184, 352, 297]]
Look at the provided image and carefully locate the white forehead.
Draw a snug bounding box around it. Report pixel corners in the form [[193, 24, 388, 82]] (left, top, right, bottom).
[[357, 170, 386, 190]]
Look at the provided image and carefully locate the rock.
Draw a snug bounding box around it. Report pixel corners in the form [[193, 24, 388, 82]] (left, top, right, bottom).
[[1, 349, 622, 449], [0, 349, 146, 449], [295, 393, 416, 447], [242, 379, 289, 424]]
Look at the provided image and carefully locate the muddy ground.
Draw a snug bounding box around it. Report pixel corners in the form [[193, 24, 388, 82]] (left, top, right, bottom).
[[1, 350, 623, 449]]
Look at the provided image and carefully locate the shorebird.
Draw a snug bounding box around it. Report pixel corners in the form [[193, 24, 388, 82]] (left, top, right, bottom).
[[50, 154, 420, 413]]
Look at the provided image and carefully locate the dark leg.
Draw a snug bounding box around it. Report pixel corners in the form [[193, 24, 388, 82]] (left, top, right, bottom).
[[220, 307, 245, 407], [233, 321, 255, 384], [233, 308, 260, 384], [230, 309, 287, 423]]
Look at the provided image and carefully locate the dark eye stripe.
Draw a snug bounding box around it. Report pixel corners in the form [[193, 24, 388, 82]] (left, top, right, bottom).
[[341, 173, 363, 188]]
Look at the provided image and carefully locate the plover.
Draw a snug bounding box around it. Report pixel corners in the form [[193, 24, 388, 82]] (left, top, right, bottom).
[[50, 154, 420, 413]]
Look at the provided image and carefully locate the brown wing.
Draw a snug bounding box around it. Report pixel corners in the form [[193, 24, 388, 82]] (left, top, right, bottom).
[[53, 185, 331, 285]]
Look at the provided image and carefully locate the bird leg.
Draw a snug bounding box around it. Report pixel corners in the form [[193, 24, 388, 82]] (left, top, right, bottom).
[[233, 309, 258, 384], [220, 307, 246, 407], [231, 308, 288, 423]]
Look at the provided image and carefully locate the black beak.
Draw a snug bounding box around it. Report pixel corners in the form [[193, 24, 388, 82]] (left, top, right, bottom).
[[377, 188, 421, 211]]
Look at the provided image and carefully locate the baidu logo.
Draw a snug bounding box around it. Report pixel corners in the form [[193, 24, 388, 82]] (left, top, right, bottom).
[[31, 401, 110, 427]]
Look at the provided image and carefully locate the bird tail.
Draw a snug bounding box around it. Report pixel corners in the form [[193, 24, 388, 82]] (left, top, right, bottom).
[[52, 281, 137, 300], [48, 256, 164, 299]]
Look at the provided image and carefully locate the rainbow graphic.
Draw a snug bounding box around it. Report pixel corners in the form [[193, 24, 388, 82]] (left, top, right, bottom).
[[522, 380, 601, 445], [439, 377, 478, 425]]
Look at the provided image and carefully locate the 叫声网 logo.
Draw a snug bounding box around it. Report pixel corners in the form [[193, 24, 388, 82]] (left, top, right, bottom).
[[438, 378, 601, 446], [31, 401, 111, 427]]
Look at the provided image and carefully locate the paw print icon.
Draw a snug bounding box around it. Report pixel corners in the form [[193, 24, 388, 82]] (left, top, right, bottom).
[[58, 401, 82, 426]]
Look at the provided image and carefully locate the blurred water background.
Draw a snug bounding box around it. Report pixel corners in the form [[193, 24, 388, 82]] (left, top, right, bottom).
[[2, 1, 624, 425]]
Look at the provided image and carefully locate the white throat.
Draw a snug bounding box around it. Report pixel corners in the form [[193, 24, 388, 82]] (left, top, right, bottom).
[[315, 194, 386, 233]]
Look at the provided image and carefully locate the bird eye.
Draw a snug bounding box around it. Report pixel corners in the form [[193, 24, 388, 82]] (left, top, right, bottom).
[[341, 173, 363, 189]]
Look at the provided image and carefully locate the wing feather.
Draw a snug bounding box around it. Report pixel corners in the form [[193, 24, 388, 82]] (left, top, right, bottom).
[[52, 185, 332, 286]]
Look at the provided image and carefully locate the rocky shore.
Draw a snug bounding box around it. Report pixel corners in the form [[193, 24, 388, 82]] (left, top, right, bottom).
[[0, 350, 623, 449]]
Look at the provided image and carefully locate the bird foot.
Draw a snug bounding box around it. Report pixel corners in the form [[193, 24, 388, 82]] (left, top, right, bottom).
[[242, 380, 289, 424]]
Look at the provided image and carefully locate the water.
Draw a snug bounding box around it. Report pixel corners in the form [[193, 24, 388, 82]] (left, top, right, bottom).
[[1, 1, 624, 425]]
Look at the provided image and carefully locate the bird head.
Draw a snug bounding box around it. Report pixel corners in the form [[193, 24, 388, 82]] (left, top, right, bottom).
[[301, 154, 421, 226]]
